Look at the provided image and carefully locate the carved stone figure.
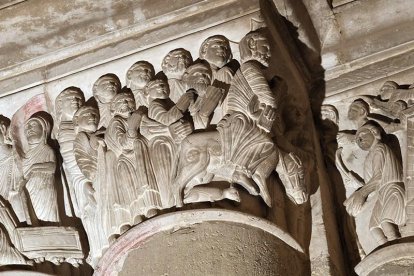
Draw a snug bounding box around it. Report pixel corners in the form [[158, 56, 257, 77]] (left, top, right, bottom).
[[73, 105, 108, 266], [183, 63, 224, 129], [0, 115, 29, 223], [183, 186, 240, 204], [199, 35, 235, 86], [23, 113, 59, 223], [344, 122, 406, 245], [174, 118, 308, 208], [161, 48, 193, 103], [146, 79, 194, 126], [104, 92, 162, 239], [337, 99, 370, 146], [126, 60, 155, 107], [223, 30, 276, 133], [55, 87, 86, 217], [143, 79, 194, 208], [93, 74, 122, 129]]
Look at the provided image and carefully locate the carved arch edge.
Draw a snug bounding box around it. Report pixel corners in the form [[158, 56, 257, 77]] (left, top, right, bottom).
[[94, 208, 305, 276]]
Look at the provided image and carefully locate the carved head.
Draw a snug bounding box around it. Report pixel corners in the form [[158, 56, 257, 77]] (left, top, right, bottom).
[[276, 151, 308, 205], [182, 63, 212, 85], [239, 30, 270, 67], [199, 35, 232, 69], [55, 87, 85, 123], [93, 74, 121, 104], [0, 115, 10, 144], [223, 187, 241, 203], [379, 80, 399, 101], [145, 79, 170, 101], [321, 105, 339, 125], [126, 61, 155, 90], [356, 122, 381, 151], [25, 114, 51, 145], [161, 49, 193, 80], [73, 106, 100, 134], [348, 99, 369, 122], [110, 91, 136, 118]]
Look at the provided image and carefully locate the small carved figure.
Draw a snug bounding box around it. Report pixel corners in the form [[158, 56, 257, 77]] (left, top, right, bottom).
[[126, 61, 155, 107], [183, 186, 240, 204], [183, 63, 224, 129], [0, 115, 29, 223], [224, 30, 276, 132], [93, 74, 122, 129], [73, 105, 108, 266], [23, 113, 59, 223], [146, 79, 195, 126], [337, 99, 370, 146], [55, 87, 86, 217], [143, 79, 194, 208], [344, 122, 406, 245], [199, 35, 235, 86], [105, 92, 161, 238], [161, 48, 194, 103]]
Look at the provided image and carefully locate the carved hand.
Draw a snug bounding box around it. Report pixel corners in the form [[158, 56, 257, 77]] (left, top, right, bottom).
[[337, 132, 355, 146], [262, 105, 277, 122], [344, 190, 366, 216], [176, 90, 196, 112], [169, 120, 193, 143], [127, 110, 143, 131], [199, 87, 223, 117]]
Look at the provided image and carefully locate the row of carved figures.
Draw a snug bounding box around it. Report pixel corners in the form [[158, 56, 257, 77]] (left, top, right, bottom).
[[0, 29, 309, 268], [322, 80, 414, 258]]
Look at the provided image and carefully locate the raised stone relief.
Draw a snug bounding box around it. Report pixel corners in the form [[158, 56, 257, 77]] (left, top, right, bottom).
[[334, 80, 414, 256], [0, 27, 312, 269]]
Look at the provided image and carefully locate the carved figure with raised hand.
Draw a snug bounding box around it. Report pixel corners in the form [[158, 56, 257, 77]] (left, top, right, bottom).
[[344, 122, 406, 245], [146, 79, 195, 127], [55, 87, 87, 218], [173, 30, 309, 208], [93, 73, 121, 129], [224, 29, 276, 132], [0, 115, 29, 223], [23, 113, 59, 223], [126, 60, 155, 107], [73, 105, 108, 266], [143, 79, 194, 208], [161, 48, 193, 103], [199, 35, 235, 87], [105, 92, 161, 238], [183, 63, 224, 129]]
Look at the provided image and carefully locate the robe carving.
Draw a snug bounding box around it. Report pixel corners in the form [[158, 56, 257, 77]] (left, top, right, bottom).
[[364, 143, 406, 229], [23, 143, 59, 223]]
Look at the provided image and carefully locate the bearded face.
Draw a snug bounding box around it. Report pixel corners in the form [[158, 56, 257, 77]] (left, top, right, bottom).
[[127, 63, 154, 90], [163, 50, 192, 79], [182, 65, 212, 85], [252, 38, 271, 67], [112, 94, 136, 118]]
